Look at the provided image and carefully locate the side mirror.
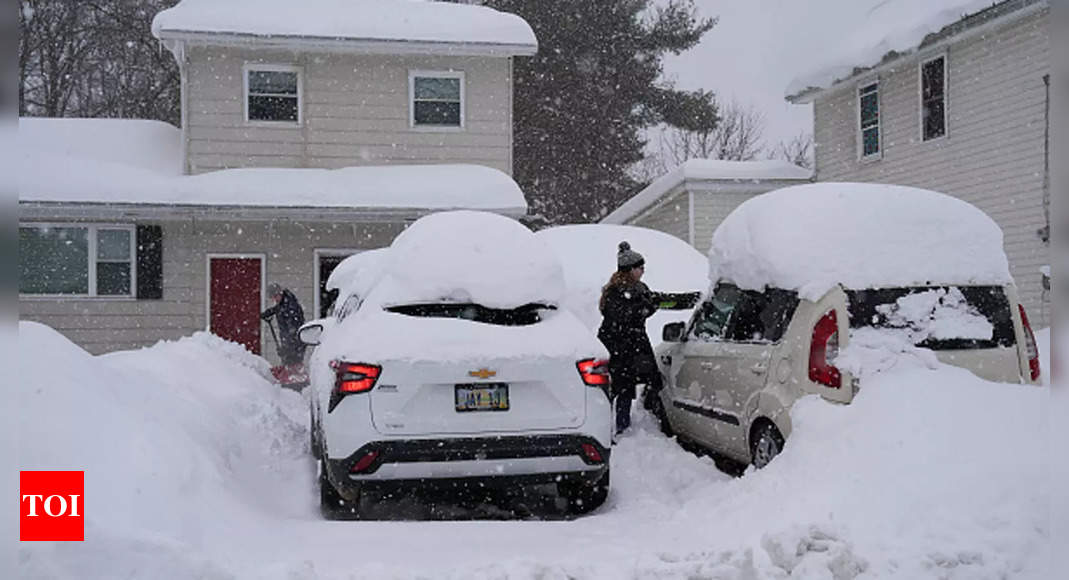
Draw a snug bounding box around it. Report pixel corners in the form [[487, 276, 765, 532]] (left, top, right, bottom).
[[662, 321, 685, 342], [298, 323, 324, 346]]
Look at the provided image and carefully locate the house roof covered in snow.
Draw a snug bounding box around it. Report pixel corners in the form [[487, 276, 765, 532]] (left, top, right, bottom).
[[152, 0, 538, 57], [18, 117, 527, 221], [786, 0, 1046, 103], [601, 159, 812, 225]]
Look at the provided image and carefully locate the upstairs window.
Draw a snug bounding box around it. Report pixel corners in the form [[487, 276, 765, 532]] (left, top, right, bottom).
[[921, 56, 947, 141], [858, 81, 881, 158], [20, 224, 135, 297], [410, 71, 464, 128], [246, 66, 300, 124]]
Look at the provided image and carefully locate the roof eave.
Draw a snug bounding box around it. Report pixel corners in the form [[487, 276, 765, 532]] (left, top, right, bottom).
[[19, 201, 527, 223], [784, 0, 1048, 104], [155, 29, 538, 57]]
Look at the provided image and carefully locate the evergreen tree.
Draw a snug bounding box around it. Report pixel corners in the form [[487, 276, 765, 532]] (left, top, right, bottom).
[[483, 0, 717, 224]]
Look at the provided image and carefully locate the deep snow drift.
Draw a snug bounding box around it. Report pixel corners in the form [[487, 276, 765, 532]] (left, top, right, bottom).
[[12, 321, 1051, 579]]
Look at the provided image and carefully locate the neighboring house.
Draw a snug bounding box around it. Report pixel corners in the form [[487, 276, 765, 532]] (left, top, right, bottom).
[[18, 0, 536, 358], [787, 0, 1050, 325], [602, 159, 812, 254]]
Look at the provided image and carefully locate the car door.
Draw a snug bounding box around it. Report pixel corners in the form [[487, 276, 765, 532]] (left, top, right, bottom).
[[670, 284, 742, 449], [703, 288, 799, 458]]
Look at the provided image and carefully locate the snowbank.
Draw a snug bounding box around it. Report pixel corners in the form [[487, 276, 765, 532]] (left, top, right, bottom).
[[12, 320, 1051, 579], [787, 0, 998, 97], [709, 182, 1013, 300], [13, 322, 308, 579], [535, 224, 707, 344], [152, 0, 537, 51]]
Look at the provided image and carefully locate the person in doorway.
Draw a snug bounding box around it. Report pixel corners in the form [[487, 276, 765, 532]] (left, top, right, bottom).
[[261, 282, 306, 366], [597, 242, 699, 435]]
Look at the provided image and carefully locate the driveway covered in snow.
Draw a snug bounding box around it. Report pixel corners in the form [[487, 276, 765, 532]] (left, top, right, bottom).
[[13, 323, 1051, 579]]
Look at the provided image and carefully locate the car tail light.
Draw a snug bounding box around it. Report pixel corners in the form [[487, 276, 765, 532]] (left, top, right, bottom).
[[580, 443, 603, 464], [809, 310, 842, 388], [577, 358, 611, 386], [349, 450, 380, 474], [328, 361, 381, 412], [1018, 305, 1041, 382]]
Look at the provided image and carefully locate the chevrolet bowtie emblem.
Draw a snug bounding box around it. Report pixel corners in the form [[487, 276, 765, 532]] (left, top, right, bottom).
[[468, 368, 497, 379]]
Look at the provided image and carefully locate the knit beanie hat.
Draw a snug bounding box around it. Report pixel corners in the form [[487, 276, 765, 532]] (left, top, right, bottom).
[[617, 241, 645, 270], [267, 282, 284, 297]]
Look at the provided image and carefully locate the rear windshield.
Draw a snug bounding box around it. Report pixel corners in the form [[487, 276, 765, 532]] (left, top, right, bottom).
[[691, 283, 799, 343], [386, 302, 554, 326], [846, 286, 1015, 350]]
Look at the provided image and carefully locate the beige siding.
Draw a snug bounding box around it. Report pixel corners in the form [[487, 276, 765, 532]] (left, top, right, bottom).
[[812, 8, 1051, 325], [633, 190, 690, 245], [184, 47, 512, 175], [690, 190, 766, 255], [20, 218, 404, 360]]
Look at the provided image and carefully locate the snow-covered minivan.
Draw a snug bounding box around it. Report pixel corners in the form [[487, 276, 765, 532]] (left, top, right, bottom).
[[655, 184, 1042, 470], [300, 211, 613, 518]]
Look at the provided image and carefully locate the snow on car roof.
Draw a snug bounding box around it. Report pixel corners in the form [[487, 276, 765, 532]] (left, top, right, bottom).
[[535, 224, 707, 332], [786, 0, 999, 98], [709, 183, 1013, 300], [325, 248, 390, 299], [18, 118, 527, 214], [152, 0, 537, 53], [367, 210, 566, 310]]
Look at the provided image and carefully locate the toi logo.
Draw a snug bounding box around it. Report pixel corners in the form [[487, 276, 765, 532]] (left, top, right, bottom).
[[20, 471, 84, 541]]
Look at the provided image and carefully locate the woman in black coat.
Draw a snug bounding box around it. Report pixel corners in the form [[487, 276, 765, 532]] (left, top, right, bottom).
[[597, 242, 698, 435]]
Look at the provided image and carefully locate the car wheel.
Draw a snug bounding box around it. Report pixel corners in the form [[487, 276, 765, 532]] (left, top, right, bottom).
[[750, 422, 785, 469], [558, 467, 610, 515], [319, 459, 360, 519]]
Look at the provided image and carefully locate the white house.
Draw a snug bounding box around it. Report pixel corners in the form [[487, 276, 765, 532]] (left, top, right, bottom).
[[18, 0, 537, 358]]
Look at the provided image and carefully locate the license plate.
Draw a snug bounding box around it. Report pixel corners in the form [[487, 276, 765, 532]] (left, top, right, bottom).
[[455, 383, 509, 412]]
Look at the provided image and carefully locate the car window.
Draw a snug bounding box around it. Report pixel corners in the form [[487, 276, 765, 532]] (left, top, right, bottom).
[[690, 284, 741, 341], [845, 286, 1015, 350], [723, 286, 799, 343], [386, 302, 555, 326]]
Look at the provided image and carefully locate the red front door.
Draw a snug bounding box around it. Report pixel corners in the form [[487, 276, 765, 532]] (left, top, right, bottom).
[[209, 257, 262, 354]]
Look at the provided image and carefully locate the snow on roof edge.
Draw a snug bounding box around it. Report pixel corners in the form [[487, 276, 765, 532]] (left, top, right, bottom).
[[152, 0, 538, 53], [785, 0, 1044, 102], [602, 159, 812, 225]]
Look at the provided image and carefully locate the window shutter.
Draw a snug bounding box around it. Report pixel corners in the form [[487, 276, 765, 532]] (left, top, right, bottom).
[[136, 225, 163, 300]]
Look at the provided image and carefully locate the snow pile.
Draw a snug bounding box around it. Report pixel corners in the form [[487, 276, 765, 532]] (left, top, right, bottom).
[[535, 224, 708, 344], [324, 248, 389, 301], [313, 211, 606, 365], [13, 322, 309, 579], [876, 287, 994, 342], [12, 319, 1051, 579], [18, 117, 182, 176], [373, 211, 565, 309], [152, 0, 538, 51], [709, 183, 1013, 300], [787, 0, 998, 96]]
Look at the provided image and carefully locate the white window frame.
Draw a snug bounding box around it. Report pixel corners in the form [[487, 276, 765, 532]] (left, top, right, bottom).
[[857, 79, 882, 161], [19, 223, 137, 299], [313, 248, 360, 319], [408, 69, 466, 131], [919, 53, 948, 142], [243, 63, 303, 126]]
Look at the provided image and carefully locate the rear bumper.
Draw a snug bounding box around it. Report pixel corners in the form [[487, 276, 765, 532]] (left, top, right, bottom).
[[326, 434, 609, 497]]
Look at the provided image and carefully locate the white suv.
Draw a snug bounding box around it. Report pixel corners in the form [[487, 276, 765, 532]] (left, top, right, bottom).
[[653, 183, 1043, 470], [300, 211, 613, 518]]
